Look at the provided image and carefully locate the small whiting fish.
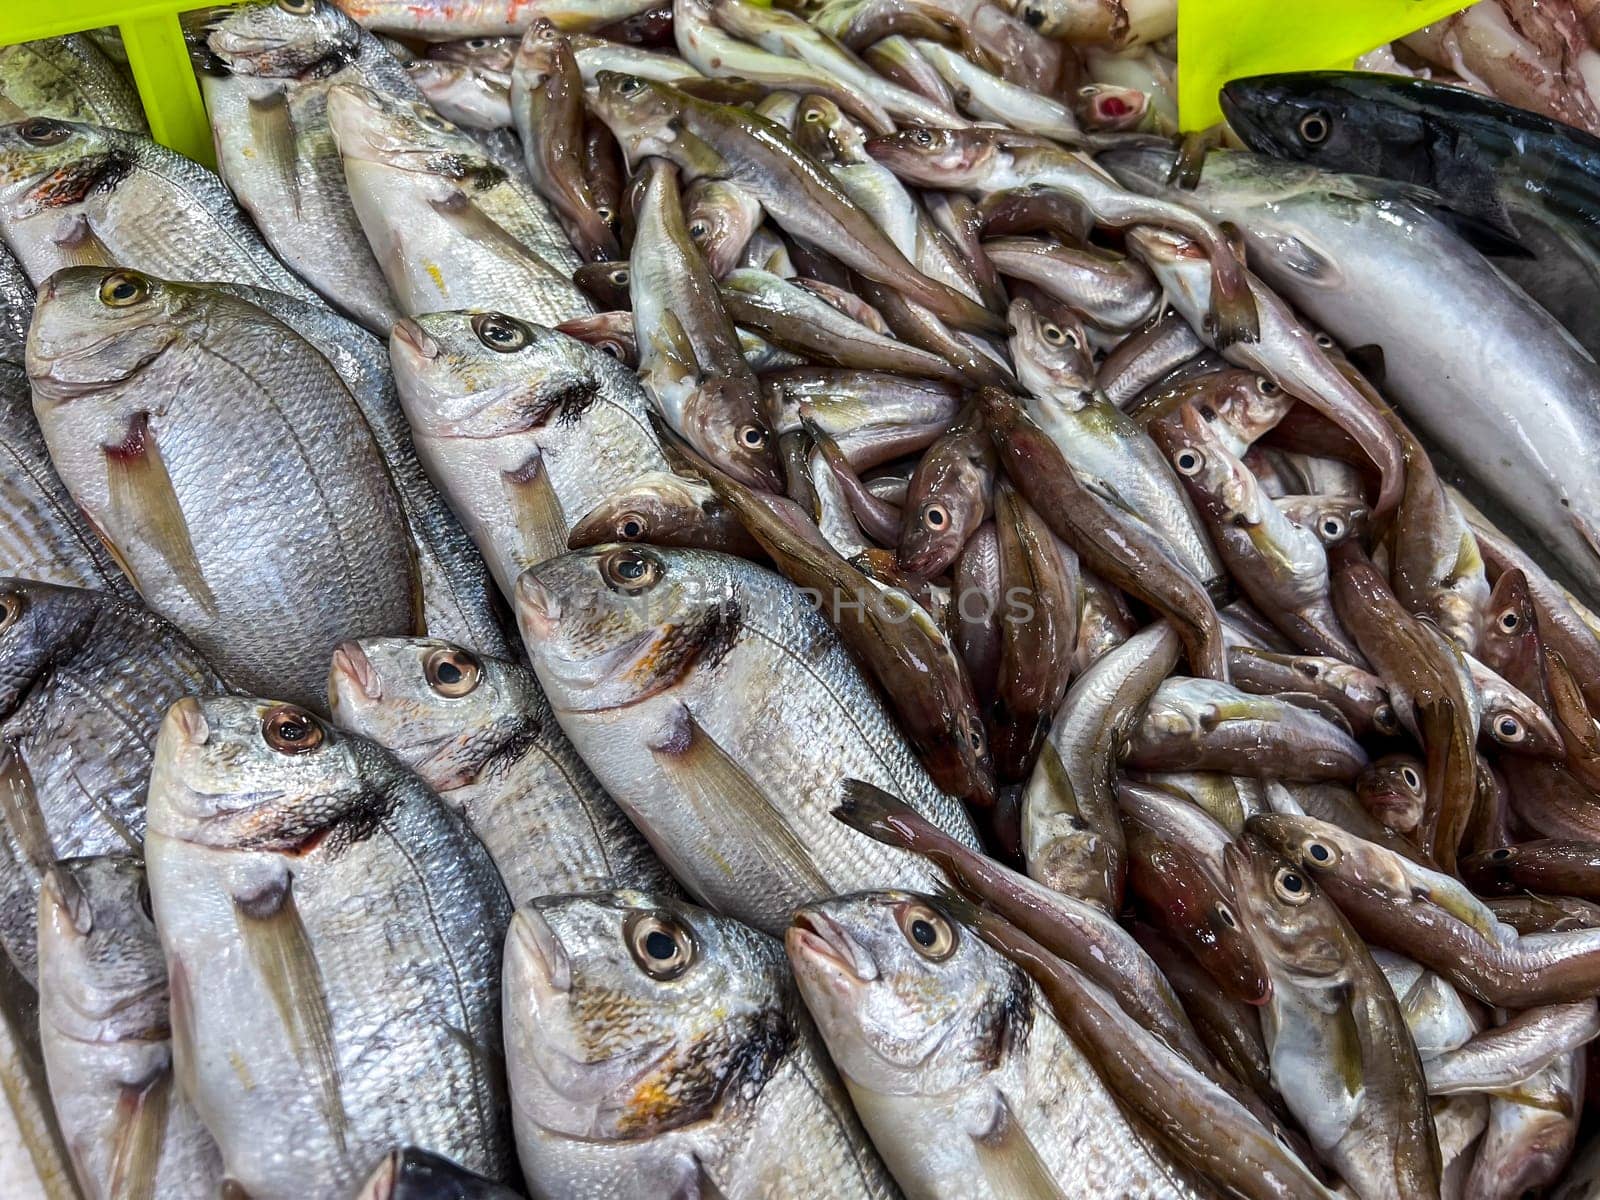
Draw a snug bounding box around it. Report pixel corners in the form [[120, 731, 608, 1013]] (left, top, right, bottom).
[[145, 696, 514, 1198], [684, 178, 763, 277], [510, 21, 620, 261], [325, 83, 590, 325], [591, 73, 1006, 336], [515, 545, 981, 934], [787, 891, 1220, 1200], [1250, 812, 1600, 1008], [1128, 367, 1293, 457], [0, 580, 225, 985], [201, 0, 411, 334], [1149, 402, 1359, 661], [1466, 1053, 1583, 1200], [27, 268, 420, 711], [911, 39, 1088, 144], [1007, 296, 1222, 591], [387, 311, 670, 600], [0, 117, 318, 299], [334, 0, 662, 37], [506, 891, 898, 1198], [0, 35, 146, 133], [980, 388, 1228, 681], [36, 856, 224, 1200], [986, 236, 1161, 332], [328, 637, 673, 905], [1355, 755, 1427, 836], [1022, 622, 1181, 911], [764, 369, 961, 470], [897, 402, 995, 577], [863, 127, 1257, 346], [1228, 646, 1396, 739], [566, 469, 763, 557], [629, 160, 780, 491], [407, 58, 512, 129], [1225, 833, 1441, 1200]]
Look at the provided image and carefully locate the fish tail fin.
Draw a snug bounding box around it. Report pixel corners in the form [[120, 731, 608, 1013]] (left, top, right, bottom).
[[232, 872, 346, 1153], [1207, 235, 1259, 348], [833, 779, 918, 845], [102, 414, 217, 617]]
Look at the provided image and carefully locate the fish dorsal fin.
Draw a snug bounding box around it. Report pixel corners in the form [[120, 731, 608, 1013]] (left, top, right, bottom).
[[972, 1092, 1068, 1200]]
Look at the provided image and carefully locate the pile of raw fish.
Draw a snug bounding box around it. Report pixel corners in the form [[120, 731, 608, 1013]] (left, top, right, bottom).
[[5, 1, 1600, 1198]]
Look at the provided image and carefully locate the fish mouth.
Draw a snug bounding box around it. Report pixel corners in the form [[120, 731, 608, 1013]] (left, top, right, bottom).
[[511, 908, 572, 995], [328, 641, 381, 706], [515, 573, 564, 641], [787, 910, 878, 987], [390, 317, 440, 362], [163, 697, 211, 748], [39, 867, 92, 939], [353, 1151, 400, 1200]]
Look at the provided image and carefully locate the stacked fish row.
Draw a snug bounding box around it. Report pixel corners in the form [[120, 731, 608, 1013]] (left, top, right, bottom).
[[1, 1, 1600, 1199]]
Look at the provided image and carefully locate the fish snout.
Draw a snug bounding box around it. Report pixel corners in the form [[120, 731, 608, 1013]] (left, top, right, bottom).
[[329, 641, 382, 706], [511, 908, 572, 995], [516, 572, 562, 639], [787, 908, 878, 985], [39, 866, 92, 938], [165, 696, 211, 748], [390, 317, 440, 362]]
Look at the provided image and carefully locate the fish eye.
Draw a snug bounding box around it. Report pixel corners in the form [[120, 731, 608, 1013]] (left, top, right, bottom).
[[98, 272, 148, 308], [688, 221, 709, 240], [1215, 903, 1237, 929], [1400, 765, 1421, 791], [277, 0, 315, 13], [616, 512, 648, 539], [465, 37, 492, 50], [1493, 714, 1526, 743], [16, 117, 69, 146], [1489, 847, 1513, 862], [1305, 840, 1338, 866], [1041, 322, 1075, 348], [601, 546, 663, 593], [595, 205, 615, 225], [1297, 111, 1331, 145], [609, 268, 629, 286], [911, 128, 933, 147], [1496, 608, 1520, 634], [0, 593, 23, 630], [737, 424, 767, 449], [598, 340, 625, 359], [1320, 516, 1345, 540], [617, 75, 645, 96], [1374, 704, 1399, 735], [1256, 377, 1281, 397], [1314, 331, 1336, 350], [471, 312, 530, 352], [804, 109, 824, 124], [1174, 448, 1203, 476], [923, 503, 949, 530], [261, 705, 325, 755], [625, 911, 695, 980], [964, 713, 985, 751], [1272, 866, 1312, 905], [1021, 5, 1045, 26], [416, 107, 453, 133], [896, 900, 956, 960], [423, 646, 481, 698]]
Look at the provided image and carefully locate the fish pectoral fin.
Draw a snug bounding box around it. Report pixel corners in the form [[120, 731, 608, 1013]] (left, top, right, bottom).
[[50, 213, 114, 267], [231, 868, 347, 1152], [0, 747, 51, 871], [670, 1157, 728, 1200], [102, 413, 218, 617], [646, 702, 830, 899], [650, 310, 701, 381], [107, 1069, 172, 1200], [972, 1092, 1069, 1200], [247, 89, 300, 218], [501, 450, 568, 569]]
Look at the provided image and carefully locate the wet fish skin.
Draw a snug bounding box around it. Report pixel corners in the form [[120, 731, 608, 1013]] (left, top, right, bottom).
[[28, 267, 420, 711], [764, 369, 961, 470], [515, 545, 981, 934], [326, 82, 589, 326], [36, 856, 224, 1200], [1461, 840, 1600, 900], [408, 58, 512, 128], [202, 0, 413, 333], [146, 695, 514, 1198], [1023, 622, 1181, 911], [566, 469, 764, 557], [0, 117, 318, 299], [1466, 1052, 1582, 1200], [897, 402, 994, 578], [0, 35, 146, 133], [986, 236, 1159, 332], [590, 73, 1006, 336], [0, 579, 225, 985], [507, 891, 897, 1199], [1355, 755, 1428, 836], [788, 891, 1218, 1200], [1228, 646, 1394, 739], [336, 0, 660, 37], [352, 1147, 521, 1199], [328, 636, 671, 905], [980, 388, 1227, 681], [387, 311, 670, 601], [1225, 832, 1442, 1200], [684, 177, 762, 277], [510, 21, 620, 262]]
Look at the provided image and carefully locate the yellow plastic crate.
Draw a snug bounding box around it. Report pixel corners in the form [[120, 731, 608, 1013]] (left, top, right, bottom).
[[0, 1, 1484, 157]]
